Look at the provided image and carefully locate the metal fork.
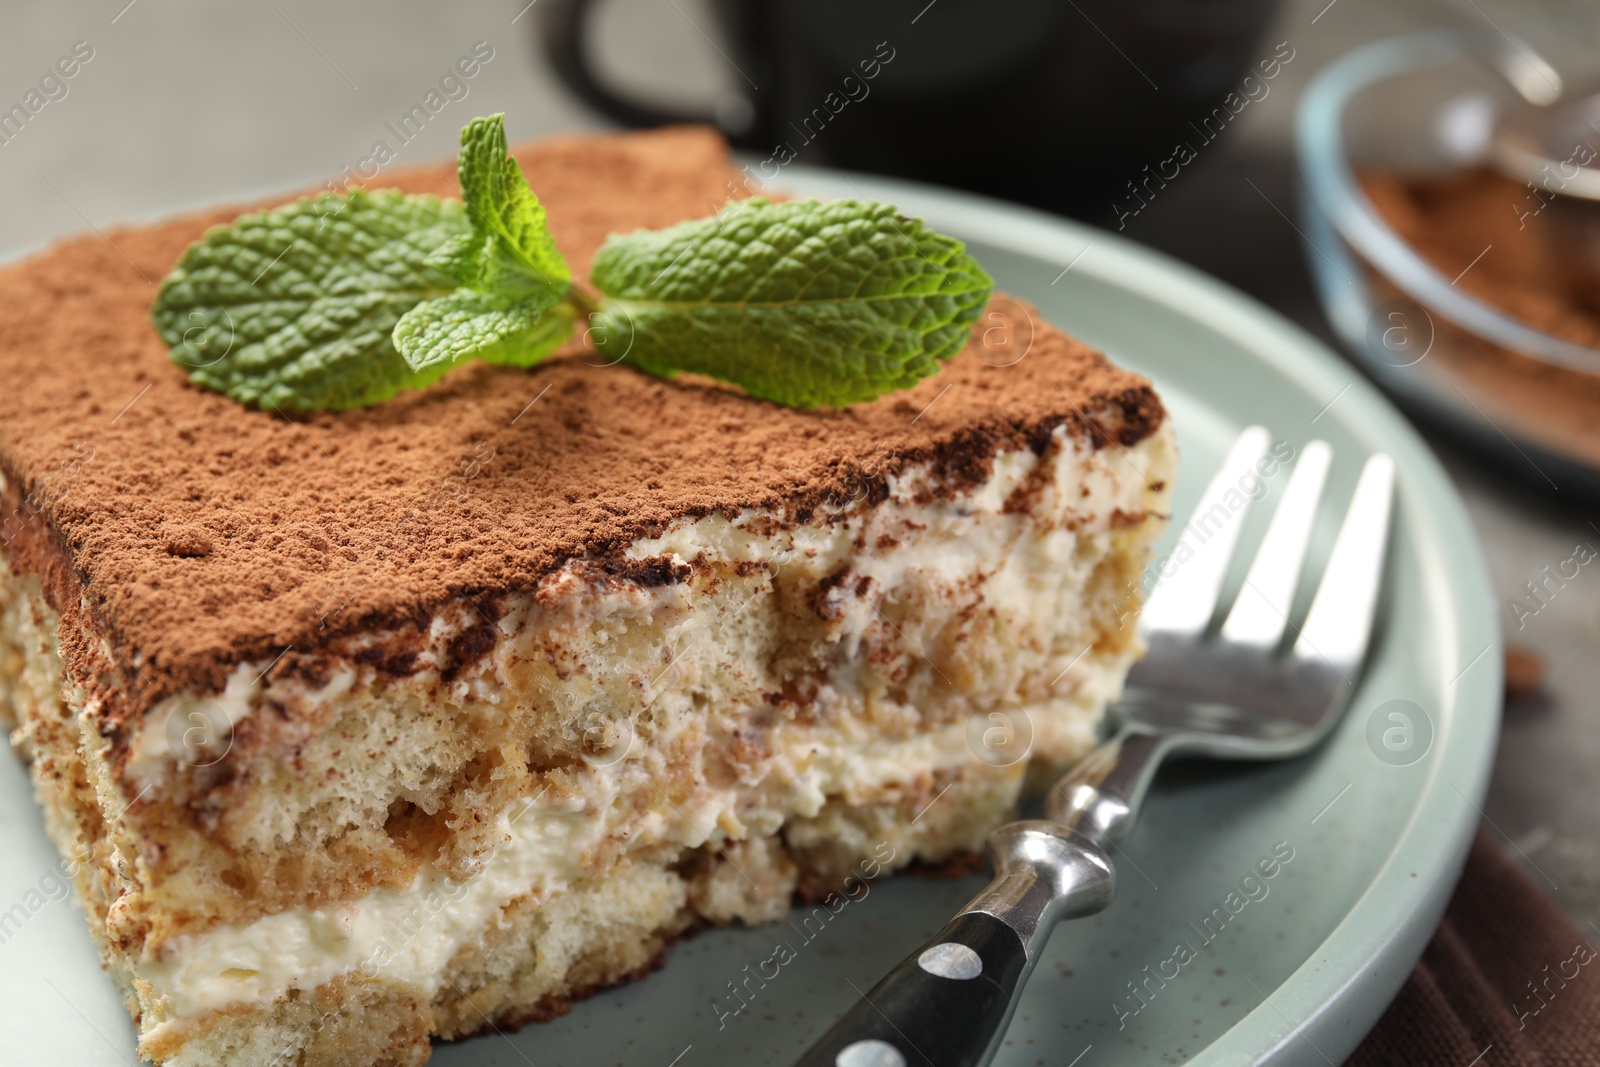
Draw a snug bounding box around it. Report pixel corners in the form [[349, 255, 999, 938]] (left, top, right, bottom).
[[794, 427, 1396, 1067]]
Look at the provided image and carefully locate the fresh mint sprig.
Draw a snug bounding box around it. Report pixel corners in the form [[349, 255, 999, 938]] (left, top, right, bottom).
[[152, 114, 994, 412]]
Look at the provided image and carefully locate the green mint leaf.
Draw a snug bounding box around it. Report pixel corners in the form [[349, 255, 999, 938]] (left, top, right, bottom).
[[455, 113, 571, 301], [422, 232, 482, 285], [152, 189, 469, 412], [587, 198, 994, 408], [393, 289, 571, 372]]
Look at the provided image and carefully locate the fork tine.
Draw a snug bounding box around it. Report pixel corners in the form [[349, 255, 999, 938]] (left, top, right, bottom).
[[1220, 440, 1333, 650], [1141, 426, 1271, 637], [1293, 453, 1396, 670]]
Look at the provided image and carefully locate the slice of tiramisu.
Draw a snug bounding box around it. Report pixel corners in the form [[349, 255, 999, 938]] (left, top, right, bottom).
[[0, 125, 1172, 1067]]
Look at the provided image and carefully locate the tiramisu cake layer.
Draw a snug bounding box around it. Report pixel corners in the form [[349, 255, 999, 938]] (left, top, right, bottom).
[[0, 127, 1173, 1067]]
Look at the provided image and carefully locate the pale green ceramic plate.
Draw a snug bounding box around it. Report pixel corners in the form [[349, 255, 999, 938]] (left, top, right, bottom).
[[0, 169, 1499, 1067]]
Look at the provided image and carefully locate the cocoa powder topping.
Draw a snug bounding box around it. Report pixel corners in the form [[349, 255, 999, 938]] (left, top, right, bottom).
[[0, 127, 1163, 709]]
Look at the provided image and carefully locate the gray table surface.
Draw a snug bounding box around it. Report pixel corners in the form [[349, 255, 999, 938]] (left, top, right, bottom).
[[1, 0, 1592, 949]]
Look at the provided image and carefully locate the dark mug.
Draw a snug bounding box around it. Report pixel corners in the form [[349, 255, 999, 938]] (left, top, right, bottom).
[[538, 0, 1282, 217]]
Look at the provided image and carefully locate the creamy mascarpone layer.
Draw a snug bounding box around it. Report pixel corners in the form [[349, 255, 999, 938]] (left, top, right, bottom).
[[139, 705, 1115, 1019]]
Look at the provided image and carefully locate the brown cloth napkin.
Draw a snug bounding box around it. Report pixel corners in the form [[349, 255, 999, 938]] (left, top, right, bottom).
[[1345, 829, 1600, 1066]]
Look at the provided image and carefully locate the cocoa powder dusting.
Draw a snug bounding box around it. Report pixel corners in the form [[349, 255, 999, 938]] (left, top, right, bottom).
[[1359, 168, 1600, 459], [0, 127, 1163, 712]]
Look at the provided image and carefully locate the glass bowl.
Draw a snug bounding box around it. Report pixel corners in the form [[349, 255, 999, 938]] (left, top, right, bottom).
[[1297, 27, 1600, 499]]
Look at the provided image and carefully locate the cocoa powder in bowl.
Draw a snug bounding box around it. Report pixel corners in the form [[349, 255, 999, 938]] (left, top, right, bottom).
[[1358, 167, 1600, 464]]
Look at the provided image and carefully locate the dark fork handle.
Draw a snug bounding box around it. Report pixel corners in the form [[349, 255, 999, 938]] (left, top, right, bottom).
[[792, 911, 1027, 1067], [793, 823, 1115, 1067]]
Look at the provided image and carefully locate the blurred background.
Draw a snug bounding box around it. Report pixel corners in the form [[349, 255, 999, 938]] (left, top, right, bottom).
[[1, 0, 1594, 939]]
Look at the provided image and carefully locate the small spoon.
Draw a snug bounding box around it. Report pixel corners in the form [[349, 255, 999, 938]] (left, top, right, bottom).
[[1471, 21, 1600, 314]]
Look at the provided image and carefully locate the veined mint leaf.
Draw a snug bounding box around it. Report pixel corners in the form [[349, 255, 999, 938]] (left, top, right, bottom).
[[422, 232, 482, 285], [152, 190, 469, 412], [394, 289, 571, 372], [455, 113, 571, 301], [587, 198, 994, 408]]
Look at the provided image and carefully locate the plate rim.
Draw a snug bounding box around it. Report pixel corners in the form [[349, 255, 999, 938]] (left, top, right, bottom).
[[770, 162, 1502, 1066]]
